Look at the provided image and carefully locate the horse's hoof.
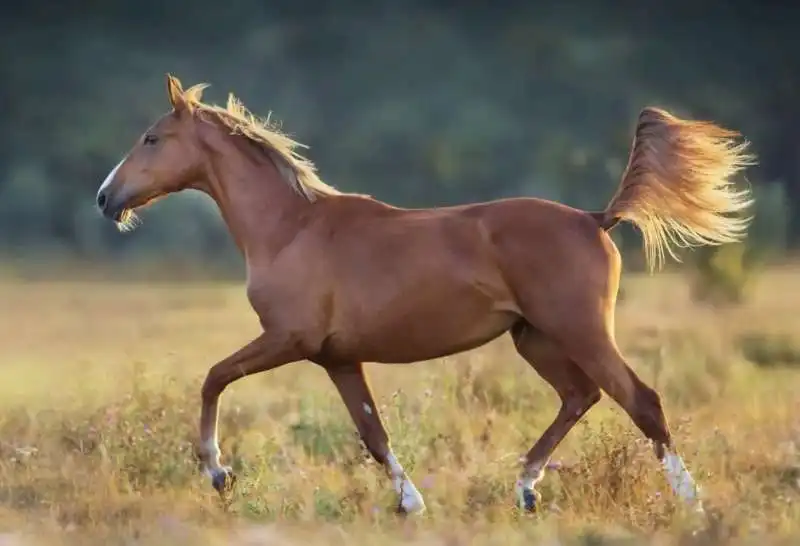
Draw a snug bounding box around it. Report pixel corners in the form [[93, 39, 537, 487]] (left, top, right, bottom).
[[209, 466, 236, 495], [394, 478, 426, 516], [395, 500, 426, 517], [516, 483, 541, 513]]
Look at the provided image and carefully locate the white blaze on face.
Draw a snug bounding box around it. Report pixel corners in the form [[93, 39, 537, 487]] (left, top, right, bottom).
[[98, 156, 127, 196], [97, 154, 142, 232]]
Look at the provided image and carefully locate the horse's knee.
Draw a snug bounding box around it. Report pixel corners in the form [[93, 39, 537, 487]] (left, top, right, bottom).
[[201, 366, 227, 401], [577, 386, 602, 411], [561, 379, 602, 417]]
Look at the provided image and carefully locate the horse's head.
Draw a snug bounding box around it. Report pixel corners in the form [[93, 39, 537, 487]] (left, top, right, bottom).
[[96, 74, 206, 230]]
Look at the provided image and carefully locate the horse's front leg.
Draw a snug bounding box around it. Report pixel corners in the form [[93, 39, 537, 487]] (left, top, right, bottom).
[[325, 362, 426, 515], [198, 332, 301, 494]]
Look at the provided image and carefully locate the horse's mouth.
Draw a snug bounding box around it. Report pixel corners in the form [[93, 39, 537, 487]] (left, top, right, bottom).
[[114, 209, 141, 232]]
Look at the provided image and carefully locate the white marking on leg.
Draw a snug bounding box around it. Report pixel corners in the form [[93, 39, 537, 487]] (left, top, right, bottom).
[[362, 403, 373, 415], [98, 157, 126, 195], [516, 459, 545, 509], [201, 437, 222, 476], [662, 451, 704, 511], [385, 452, 425, 514]]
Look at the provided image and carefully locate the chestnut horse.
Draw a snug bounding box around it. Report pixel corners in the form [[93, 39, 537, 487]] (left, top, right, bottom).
[[96, 75, 754, 514]]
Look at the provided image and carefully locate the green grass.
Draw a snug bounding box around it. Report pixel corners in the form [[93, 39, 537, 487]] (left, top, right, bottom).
[[0, 267, 798, 545]]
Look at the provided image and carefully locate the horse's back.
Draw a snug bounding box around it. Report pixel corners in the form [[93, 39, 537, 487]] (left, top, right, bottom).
[[317, 194, 612, 280]]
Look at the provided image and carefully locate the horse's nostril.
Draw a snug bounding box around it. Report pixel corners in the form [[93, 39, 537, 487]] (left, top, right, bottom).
[[97, 192, 107, 210]]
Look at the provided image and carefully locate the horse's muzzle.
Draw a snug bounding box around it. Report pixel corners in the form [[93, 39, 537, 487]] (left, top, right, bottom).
[[96, 188, 126, 221]]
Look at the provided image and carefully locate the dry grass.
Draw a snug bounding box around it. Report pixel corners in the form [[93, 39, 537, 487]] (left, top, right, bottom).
[[0, 266, 799, 545]]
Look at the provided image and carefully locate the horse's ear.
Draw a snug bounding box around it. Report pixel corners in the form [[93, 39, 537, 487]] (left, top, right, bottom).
[[166, 73, 188, 112]]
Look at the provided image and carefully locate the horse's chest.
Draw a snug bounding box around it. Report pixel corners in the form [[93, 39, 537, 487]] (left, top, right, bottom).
[[245, 272, 327, 334]]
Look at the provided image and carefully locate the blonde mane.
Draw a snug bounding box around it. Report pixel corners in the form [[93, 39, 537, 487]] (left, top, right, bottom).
[[181, 83, 341, 201]]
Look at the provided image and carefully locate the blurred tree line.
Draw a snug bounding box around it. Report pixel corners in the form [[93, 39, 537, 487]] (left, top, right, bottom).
[[1, 0, 797, 271]]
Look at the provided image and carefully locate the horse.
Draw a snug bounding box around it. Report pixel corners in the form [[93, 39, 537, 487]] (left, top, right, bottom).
[[95, 74, 755, 515]]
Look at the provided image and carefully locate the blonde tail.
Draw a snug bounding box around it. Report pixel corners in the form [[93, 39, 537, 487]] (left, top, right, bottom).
[[598, 107, 756, 272]]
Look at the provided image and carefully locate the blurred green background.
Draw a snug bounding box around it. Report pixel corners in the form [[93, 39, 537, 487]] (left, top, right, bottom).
[[1, 1, 797, 274]]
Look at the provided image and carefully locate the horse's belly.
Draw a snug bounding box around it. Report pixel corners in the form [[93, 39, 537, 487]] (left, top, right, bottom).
[[379, 310, 518, 363], [321, 230, 519, 363], [328, 301, 519, 364]]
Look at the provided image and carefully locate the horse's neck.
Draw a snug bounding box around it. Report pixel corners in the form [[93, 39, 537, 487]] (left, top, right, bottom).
[[198, 128, 309, 260]]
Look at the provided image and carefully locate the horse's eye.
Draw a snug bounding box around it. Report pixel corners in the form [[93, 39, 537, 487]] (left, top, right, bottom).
[[143, 134, 159, 145]]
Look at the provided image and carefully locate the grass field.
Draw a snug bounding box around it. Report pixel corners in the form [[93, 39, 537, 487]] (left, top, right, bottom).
[[0, 266, 798, 545]]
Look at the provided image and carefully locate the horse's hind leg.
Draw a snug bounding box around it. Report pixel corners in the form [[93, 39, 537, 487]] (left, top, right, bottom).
[[510, 228, 701, 509], [549, 319, 703, 509], [324, 361, 425, 515], [510, 322, 601, 511]]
